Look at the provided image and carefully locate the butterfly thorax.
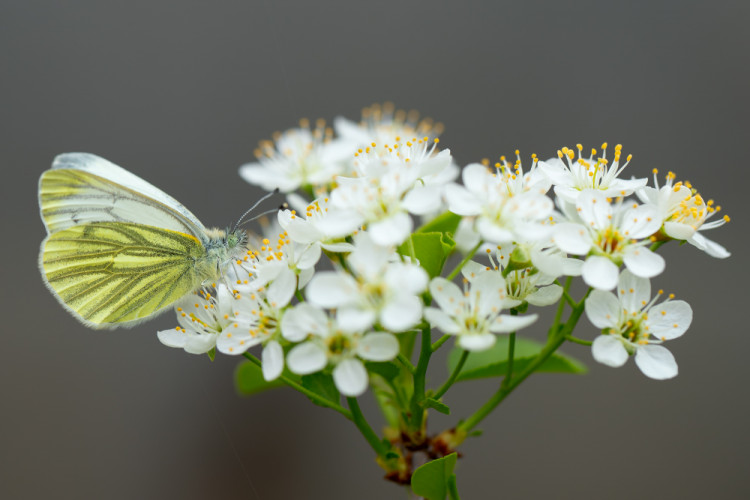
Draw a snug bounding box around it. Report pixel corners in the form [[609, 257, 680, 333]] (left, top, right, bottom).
[[198, 227, 248, 280]]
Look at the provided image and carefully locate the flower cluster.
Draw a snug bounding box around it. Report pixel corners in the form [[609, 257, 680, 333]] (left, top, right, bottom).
[[159, 103, 731, 399]]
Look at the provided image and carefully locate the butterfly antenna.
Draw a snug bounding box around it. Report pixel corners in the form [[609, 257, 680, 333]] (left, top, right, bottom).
[[239, 203, 289, 228], [233, 188, 280, 232]]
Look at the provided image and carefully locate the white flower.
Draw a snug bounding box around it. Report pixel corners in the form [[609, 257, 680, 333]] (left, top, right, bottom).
[[424, 272, 538, 351], [281, 303, 400, 397], [445, 160, 554, 245], [157, 285, 248, 356], [328, 137, 452, 246], [553, 190, 663, 290], [585, 270, 692, 380], [305, 232, 428, 332], [239, 119, 355, 193], [637, 169, 730, 258], [215, 288, 287, 381], [237, 229, 319, 298], [334, 102, 444, 155], [277, 197, 357, 251], [539, 143, 647, 203], [461, 248, 564, 308]]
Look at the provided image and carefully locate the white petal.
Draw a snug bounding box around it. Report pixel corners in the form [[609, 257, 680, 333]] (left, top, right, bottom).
[[368, 213, 413, 247], [333, 358, 368, 397], [458, 333, 497, 351], [429, 278, 465, 314], [472, 271, 507, 317], [581, 256, 620, 290], [281, 303, 329, 341], [347, 232, 389, 279], [461, 260, 488, 282], [644, 300, 692, 340], [454, 218, 481, 253], [279, 212, 322, 244], [356, 332, 399, 361], [424, 307, 461, 334], [664, 221, 696, 240], [526, 285, 563, 306], [576, 190, 612, 230], [313, 209, 364, 238], [689, 232, 731, 259], [619, 204, 661, 239], [336, 306, 376, 333], [320, 241, 355, 252], [592, 335, 628, 367], [537, 158, 570, 185], [266, 268, 297, 307], [403, 185, 443, 215], [635, 345, 678, 379], [562, 257, 584, 276], [183, 333, 217, 355], [239, 163, 298, 192], [157, 329, 188, 349], [262, 341, 284, 381], [445, 183, 482, 216], [488, 313, 538, 333], [462, 163, 491, 192], [380, 295, 422, 332], [623, 247, 665, 278], [296, 243, 322, 269], [585, 290, 621, 329], [306, 272, 358, 308], [617, 269, 651, 314], [298, 267, 314, 289], [286, 342, 327, 375], [385, 264, 428, 295], [530, 250, 565, 277], [476, 218, 515, 244], [553, 223, 592, 255]]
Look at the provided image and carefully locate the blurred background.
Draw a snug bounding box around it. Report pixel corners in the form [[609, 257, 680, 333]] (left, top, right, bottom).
[[2, 1, 749, 498]]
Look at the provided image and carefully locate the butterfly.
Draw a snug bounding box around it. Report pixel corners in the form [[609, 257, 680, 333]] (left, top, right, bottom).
[[38, 153, 250, 329]]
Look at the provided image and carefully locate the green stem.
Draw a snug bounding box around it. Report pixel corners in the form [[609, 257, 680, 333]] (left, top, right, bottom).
[[555, 279, 576, 307], [347, 397, 389, 457], [242, 353, 352, 419], [552, 277, 572, 330], [397, 353, 416, 374], [501, 333, 516, 390], [294, 289, 305, 302], [431, 334, 451, 352], [564, 334, 593, 346], [409, 326, 433, 429], [446, 241, 482, 281], [457, 296, 588, 432], [433, 350, 469, 400]]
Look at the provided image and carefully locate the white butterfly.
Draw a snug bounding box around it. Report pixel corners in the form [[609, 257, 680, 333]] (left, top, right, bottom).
[[39, 153, 249, 328]]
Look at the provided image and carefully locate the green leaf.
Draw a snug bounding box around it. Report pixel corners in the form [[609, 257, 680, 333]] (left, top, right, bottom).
[[446, 337, 587, 381], [300, 372, 340, 407], [235, 360, 285, 396], [416, 211, 462, 235], [411, 453, 458, 500], [398, 232, 456, 279], [206, 347, 216, 362], [421, 397, 451, 415], [366, 361, 401, 381]]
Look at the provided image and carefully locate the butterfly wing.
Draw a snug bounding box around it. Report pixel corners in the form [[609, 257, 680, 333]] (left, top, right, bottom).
[[40, 221, 213, 329], [39, 153, 207, 238]]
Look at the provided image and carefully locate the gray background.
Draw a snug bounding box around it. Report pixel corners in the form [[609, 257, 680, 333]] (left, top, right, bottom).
[[2, 1, 749, 498]]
